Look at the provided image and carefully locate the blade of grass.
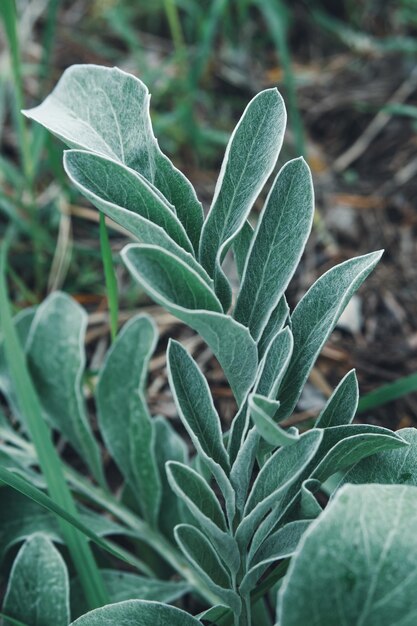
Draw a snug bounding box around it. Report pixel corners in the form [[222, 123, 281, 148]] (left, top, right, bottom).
[[0, 0, 32, 182], [0, 230, 108, 609], [0, 465, 142, 572], [0, 613, 29, 626], [99, 213, 119, 341], [358, 372, 417, 413]]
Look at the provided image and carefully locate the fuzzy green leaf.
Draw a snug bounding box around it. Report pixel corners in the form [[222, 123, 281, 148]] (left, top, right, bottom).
[[70, 600, 201, 626], [124, 243, 258, 404], [279, 484, 417, 626], [249, 394, 299, 447], [342, 427, 417, 486], [25, 292, 103, 484], [3, 534, 69, 626], [315, 369, 359, 428], [174, 524, 240, 614], [236, 430, 323, 549], [199, 88, 286, 307], [234, 158, 313, 339], [311, 424, 407, 483], [167, 461, 240, 574], [240, 520, 310, 594], [258, 297, 290, 359], [97, 315, 161, 526], [71, 570, 190, 619], [23, 65, 203, 251], [65, 150, 194, 252], [153, 416, 188, 538], [275, 251, 383, 421], [255, 327, 293, 398]]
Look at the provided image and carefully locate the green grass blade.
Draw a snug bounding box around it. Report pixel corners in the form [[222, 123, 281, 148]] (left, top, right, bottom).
[[99, 212, 119, 341], [0, 465, 141, 571], [358, 372, 417, 413], [0, 0, 32, 182], [0, 233, 108, 609]]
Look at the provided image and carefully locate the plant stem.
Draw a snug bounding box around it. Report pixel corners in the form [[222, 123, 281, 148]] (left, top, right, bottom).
[[99, 212, 119, 341]]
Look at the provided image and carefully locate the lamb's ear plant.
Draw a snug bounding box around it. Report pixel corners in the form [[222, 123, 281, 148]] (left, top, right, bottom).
[[0, 64, 416, 625]]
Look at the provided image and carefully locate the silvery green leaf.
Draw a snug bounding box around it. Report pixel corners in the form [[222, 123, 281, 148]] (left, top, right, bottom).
[[167, 341, 229, 472], [298, 479, 323, 519], [199, 89, 286, 308], [174, 524, 241, 614], [167, 461, 227, 530], [197, 604, 231, 624], [124, 244, 258, 404], [124, 244, 222, 312], [255, 327, 293, 398], [233, 221, 254, 281], [234, 158, 313, 340], [3, 534, 69, 626], [240, 520, 310, 594], [64, 152, 210, 284], [23, 65, 203, 251], [65, 150, 194, 253], [0, 307, 35, 421], [154, 416, 188, 538], [71, 570, 190, 619], [230, 426, 260, 513], [274, 251, 383, 421], [97, 315, 161, 526], [249, 394, 299, 447], [167, 341, 235, 523], [279, 484, 417, 626], [227, 327, 293, 463], [236, 430, 323, 549], [258, 297, 290, 359], [26, 292, 103, 484], [315, 369, 358, 428], [341, 427, 417, 486], [311, 424, 407, 483], [70, 599, 202, 626], [167, 461, 240, 574]]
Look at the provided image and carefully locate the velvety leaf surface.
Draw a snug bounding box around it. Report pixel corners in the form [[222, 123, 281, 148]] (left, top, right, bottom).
[[123, 244, 258, 404], [255, 327, 293, 398], [236, 430, 323, 549], [258, 297, 289, 358], [174, 524, 240, 614], [199, 88, 286, 307], [249, 394, 299, 447], [70, 599, 201, 625], [315, 369, 359, 428], [97, 315, 161, 526], [234, 158, 313, 339], [153, 416, 188, 538], [342, 427, 417, 486], [26, 292, 103, 483], [279, 484, 417, 626], [64, 151, 210, 283], [275, 251, 383, 421], [65, 151, 194, 252], [71, 570, 190, 618], [3, 534, 69, 626], [23, 65, 203, 251]]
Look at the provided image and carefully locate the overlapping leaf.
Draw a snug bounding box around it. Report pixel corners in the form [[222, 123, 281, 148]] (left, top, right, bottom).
[[234, 158, 313, 339], [23, 64, 203, 251], [279, 484, 417, 626], [96, 315, 161, 526]]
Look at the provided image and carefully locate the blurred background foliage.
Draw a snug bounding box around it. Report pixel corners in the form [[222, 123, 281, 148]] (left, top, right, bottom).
[[1, 0, 417, 427]]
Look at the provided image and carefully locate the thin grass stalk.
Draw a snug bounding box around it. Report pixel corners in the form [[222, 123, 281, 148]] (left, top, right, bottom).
[[358, 372, 417, 413], [99, 212, 119, 341], [0, 232, 108, 609]]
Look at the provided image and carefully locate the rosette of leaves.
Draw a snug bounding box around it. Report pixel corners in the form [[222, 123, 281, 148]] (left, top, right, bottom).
[[0, 65, 416, 626]]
